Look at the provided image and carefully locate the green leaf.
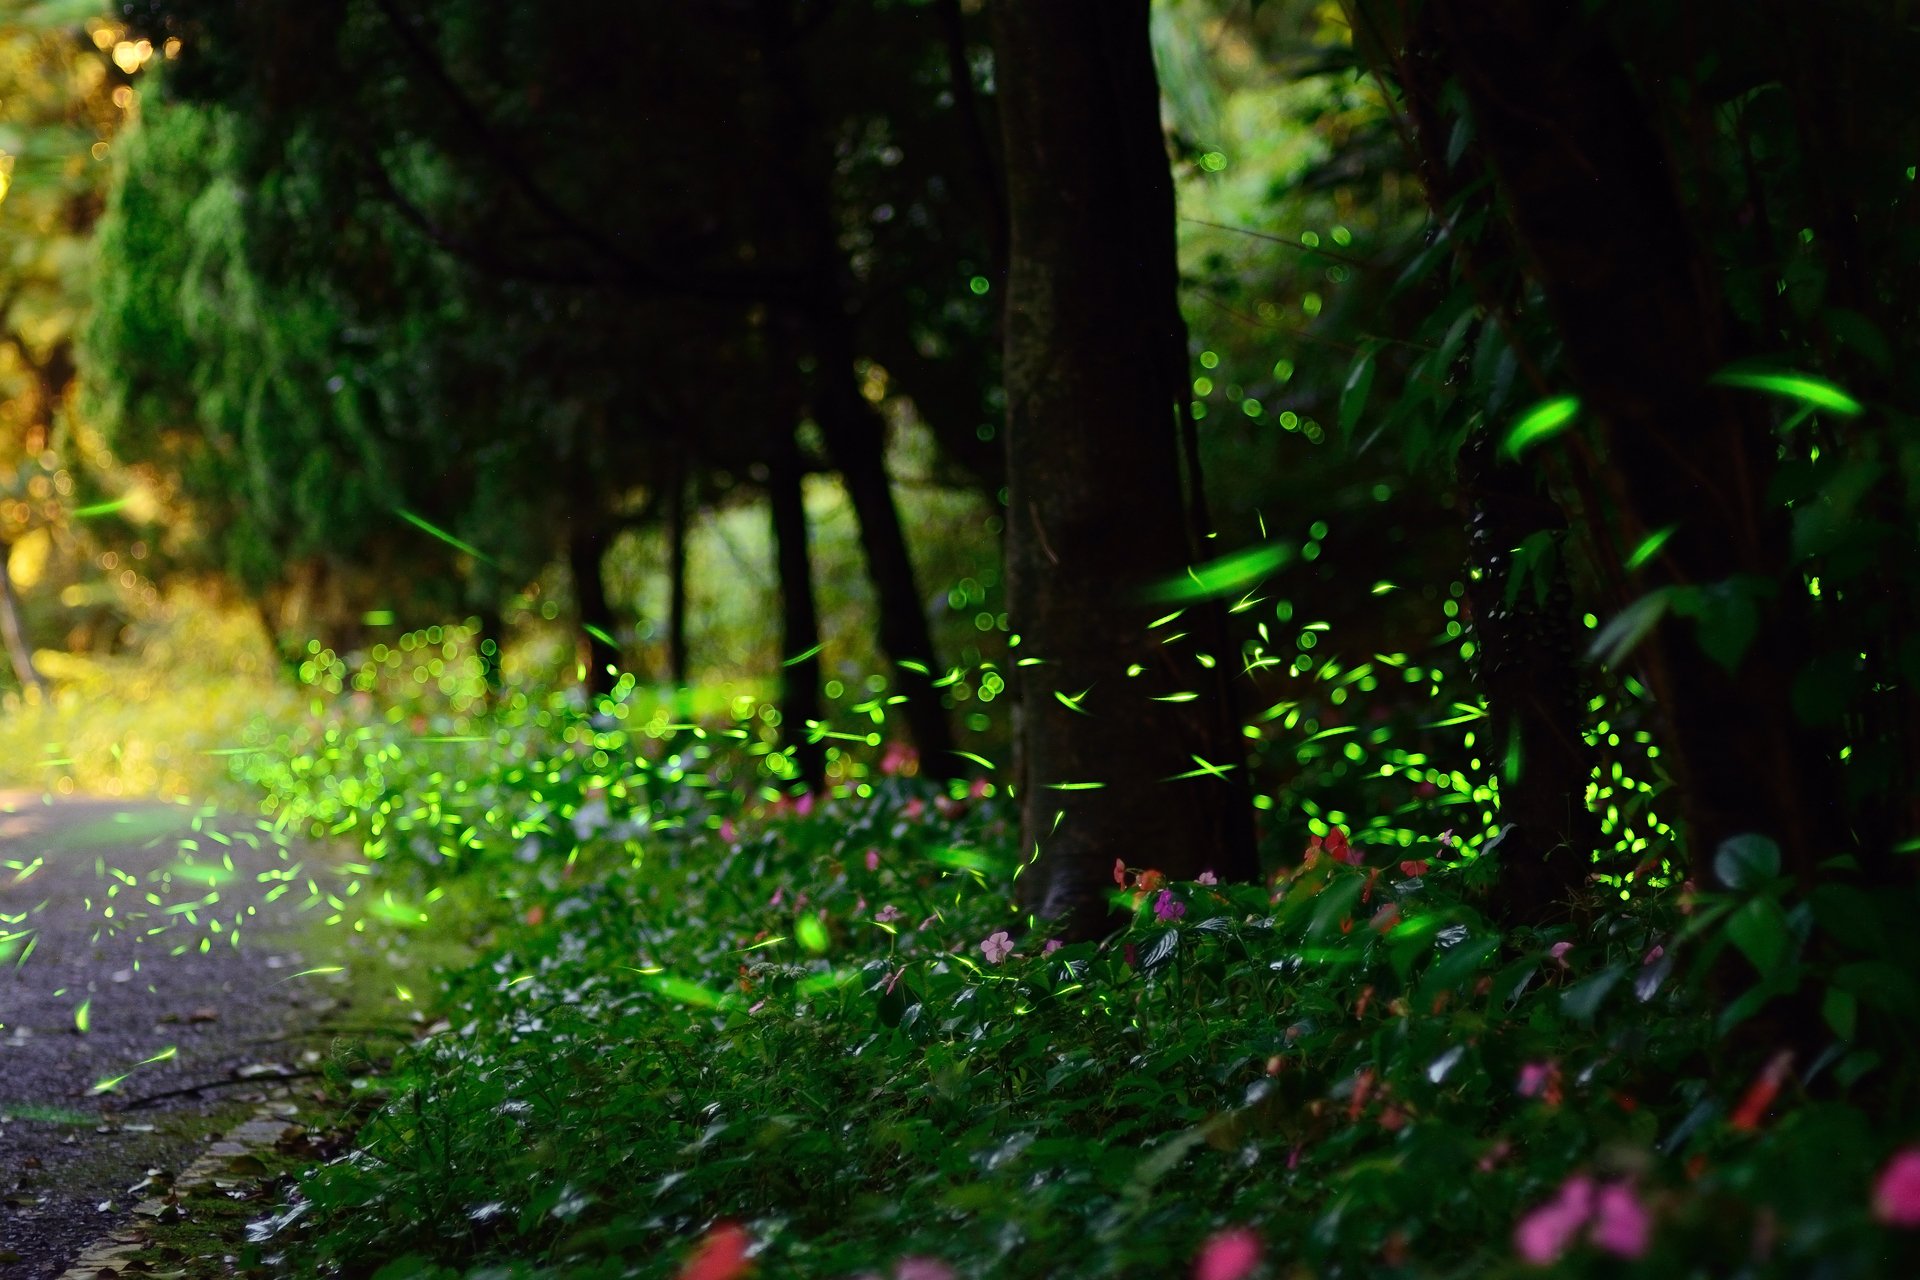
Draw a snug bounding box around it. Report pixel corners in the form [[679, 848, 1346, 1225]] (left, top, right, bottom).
[[1305, 874, 1366, 938], [1714, 833, 1781, 890], [1141, 928, 1180, 973], [1587, 590, 1671, 667], [1420, 934, 1500, 996], [1561, 963, 1627, 1021], [1502, 395, 1580, 458], [1669, 577, 1770, 673], [1725, 897, 1792, 976], [1338, 347, 1377, 441], [1823, 987, 1858, 1042]]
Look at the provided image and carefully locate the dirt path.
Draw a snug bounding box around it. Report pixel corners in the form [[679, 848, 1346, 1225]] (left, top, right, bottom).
[[0, 793, 348, 1277]]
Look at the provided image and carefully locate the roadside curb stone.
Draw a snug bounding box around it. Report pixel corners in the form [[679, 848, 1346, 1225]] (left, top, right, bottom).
[[54, 1098, 301, 1279]]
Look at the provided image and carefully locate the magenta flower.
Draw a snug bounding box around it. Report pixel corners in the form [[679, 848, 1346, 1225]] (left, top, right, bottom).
[[893, 1259, 955, 1280], [980, 931, 1015, 964], [1515, 1175, 1595, 1265], [875, 904, 904, 924], [1589, 1183, 1652, 1258], [1192, 1226, 1262, 1280], [865, 848, 881, 872], [1154, 889, 1186, 921], [1874, 1148, 1920, 1226]]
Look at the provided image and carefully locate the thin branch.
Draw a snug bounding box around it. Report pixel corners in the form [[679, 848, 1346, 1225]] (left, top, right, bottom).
[[367, 0, 805, 305], [1181, 217, 1378, 268]]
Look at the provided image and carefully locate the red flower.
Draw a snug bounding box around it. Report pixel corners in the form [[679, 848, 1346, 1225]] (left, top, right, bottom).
[[1305, 826, 1362, 867], [1399, 859, 1429, 878], [678, 1223, 751, 1280], [1729, 1049, 1795, 1131]]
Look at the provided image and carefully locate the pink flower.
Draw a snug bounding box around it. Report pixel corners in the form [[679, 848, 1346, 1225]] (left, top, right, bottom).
[[1192, 1226, 1262, 1280], [980, 931, 1015, 964], [894, 1259, 954, 1280], [875, 904, 903, 924], [1437, 828, 1454, 846], [903, 798, 926, 820], [1043, 940, 1063, 955], [769, 887, 785, 908], [719, 819, 736, 843], [1154, 889, 1186, 921], [1642, 944, 1665, 966], [1589, 1183, 1651, 1258], [969, 777, 990, 800], [1515, 1175, 1595, 1265], [879, 741, 917, 776], [1197, 870, 1219, 885], [1874, 1148, 1920, 1226], [794, 791, 815, 817], [1517, 1061, 1560, 1102], [1548, 941, 1573, 965], [865, 849, 881, 872], [1113, 859, 1129, 886]]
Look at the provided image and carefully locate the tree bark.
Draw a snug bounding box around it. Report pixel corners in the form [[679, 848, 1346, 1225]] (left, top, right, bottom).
[[1425, 0, 1840, 882], [1456, 427, 1595, 922], [810, 316, 958, 779], [568, 521, 619, 698], [991, 0, 1257, 937], [0, 546, 46, 697], [768, 434, 826, 792]]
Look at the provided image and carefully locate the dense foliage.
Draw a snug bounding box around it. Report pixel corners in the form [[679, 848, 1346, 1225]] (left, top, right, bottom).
[[0, 0, 1915, 1275], [230, 643, 1920, 1278]]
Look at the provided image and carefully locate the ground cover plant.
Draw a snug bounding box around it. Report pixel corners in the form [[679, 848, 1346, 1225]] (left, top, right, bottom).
[[216, 625, 1920, 1279]]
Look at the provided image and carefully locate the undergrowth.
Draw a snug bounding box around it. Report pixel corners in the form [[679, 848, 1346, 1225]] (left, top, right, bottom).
[[224, 651, 1920, 1280]]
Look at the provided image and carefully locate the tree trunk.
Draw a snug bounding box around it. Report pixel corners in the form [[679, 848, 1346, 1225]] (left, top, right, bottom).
[[810, 319, 958, 779], [1457, 427, 1596, 922], [0, 546, 46, 697], [666, 461, 691, 689], [991, 0, 1257, 937], [750, 17, 958, 780], [568, 521, 619, 698], [1426, 0, 1840, 882], [768, 434, 826, 792]]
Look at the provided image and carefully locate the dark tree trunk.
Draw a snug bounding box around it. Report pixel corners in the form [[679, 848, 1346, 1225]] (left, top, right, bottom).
[[991, 0, 1257, 937], [1426, 0, 1840, 882], [1457, 428, 1596, 922], [666, 462, 691, 689], [767, 434, 826, 792], [810, 316, 958, 779], [752, 17, 959, 780], [0, 546, 46, 697], [568, 521, 619, 698]]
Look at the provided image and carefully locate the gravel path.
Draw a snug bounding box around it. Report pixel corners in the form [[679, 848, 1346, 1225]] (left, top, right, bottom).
[[0, 792, 343, 1277]]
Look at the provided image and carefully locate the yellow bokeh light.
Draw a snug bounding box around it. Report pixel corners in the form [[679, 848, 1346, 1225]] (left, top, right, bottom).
[[110, 40, 153, 75]]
